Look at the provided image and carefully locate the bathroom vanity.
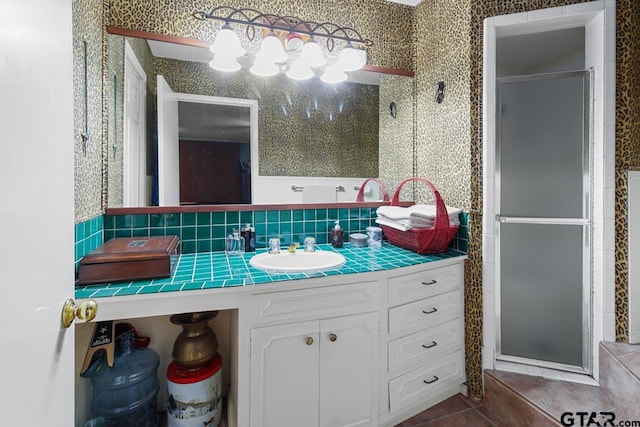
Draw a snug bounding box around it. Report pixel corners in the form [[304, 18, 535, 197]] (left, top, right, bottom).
[[75, 245, 466, 427]]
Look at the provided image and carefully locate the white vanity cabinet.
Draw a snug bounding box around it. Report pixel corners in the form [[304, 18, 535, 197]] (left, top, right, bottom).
[[249, 281, 379, 427], [77, 256, 466, 427], [379, 261, 466, 426]]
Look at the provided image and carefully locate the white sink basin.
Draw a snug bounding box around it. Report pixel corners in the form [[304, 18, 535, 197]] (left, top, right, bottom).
[[249, 250, 346, 273]]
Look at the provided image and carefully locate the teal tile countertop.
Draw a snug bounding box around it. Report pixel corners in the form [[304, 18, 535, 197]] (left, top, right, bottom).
[[75, 244, 466, 299]]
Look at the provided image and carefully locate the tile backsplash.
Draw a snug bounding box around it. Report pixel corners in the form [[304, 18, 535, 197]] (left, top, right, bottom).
[[73, 208, 466, 274], [74, 215, 103, 271]]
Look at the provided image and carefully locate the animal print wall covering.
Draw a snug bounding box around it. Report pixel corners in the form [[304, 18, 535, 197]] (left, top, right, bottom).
[[614, 0, 640, 342], [107, 0, 415, 71], [73, 0, 106, 222]]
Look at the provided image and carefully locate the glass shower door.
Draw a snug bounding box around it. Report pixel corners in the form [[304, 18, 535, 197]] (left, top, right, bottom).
[[496, 71, 591, 372]]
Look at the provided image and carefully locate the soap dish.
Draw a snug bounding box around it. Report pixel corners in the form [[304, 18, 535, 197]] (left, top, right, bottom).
[[349, 233, 368, 248]]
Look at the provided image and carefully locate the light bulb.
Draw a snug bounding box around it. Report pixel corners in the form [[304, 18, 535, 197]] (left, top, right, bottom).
[[286, 59, 314, 80], [336, 44, 366, 72], [299, 39, 326, 68], [209, 54, 241, 72], [320, 65, 347, 84], [209, 24, 245, 58], [257, 32, 288, 63], [250, 55, 280, 77]]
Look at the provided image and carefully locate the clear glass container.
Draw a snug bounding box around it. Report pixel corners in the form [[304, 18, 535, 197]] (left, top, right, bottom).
[[226, 230, 245, 255], [89, 332, 160, 427]]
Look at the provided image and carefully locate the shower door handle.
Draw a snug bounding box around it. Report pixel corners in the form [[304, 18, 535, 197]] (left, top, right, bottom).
[[495, 215, 589, 226]]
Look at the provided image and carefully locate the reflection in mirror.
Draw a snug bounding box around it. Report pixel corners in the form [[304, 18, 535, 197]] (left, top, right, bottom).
[[106, 32, 414, 208], [178, 102, 251, 205]]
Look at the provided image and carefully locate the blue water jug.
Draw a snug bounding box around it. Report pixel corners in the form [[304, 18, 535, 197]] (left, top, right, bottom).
[[89, 331, 160, 427]]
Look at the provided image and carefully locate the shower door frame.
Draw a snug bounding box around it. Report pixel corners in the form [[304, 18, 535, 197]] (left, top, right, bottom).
[[494, 70, 593, 376]]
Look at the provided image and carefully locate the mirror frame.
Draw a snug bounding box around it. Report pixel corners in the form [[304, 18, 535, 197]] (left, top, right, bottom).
[[104, 26, 415, 213]]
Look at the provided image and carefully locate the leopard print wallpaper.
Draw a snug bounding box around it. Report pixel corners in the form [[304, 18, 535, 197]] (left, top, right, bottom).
[[614, 0, 640, 342], [73, 0, 105, 222]]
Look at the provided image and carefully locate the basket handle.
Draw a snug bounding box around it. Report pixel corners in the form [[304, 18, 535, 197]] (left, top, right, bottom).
[[390, 177, 450, 232], [355, 178, 390, 202]]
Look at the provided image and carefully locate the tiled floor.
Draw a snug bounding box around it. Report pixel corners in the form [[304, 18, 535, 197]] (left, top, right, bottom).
[[397, 393, 508, 427]]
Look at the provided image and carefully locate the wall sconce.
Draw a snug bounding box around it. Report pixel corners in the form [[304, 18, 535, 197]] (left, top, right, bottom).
[[436, 81, 445, 104], [193, 6, 373, 83]]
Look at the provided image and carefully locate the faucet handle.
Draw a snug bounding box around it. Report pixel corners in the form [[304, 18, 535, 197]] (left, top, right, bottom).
[[304, 237, 316, 252]]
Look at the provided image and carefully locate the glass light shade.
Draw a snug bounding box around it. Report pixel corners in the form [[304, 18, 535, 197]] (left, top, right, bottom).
[[209, 54, 241, 72], [209, 25, 245, 57], [250, 56, 280, 77], [299, 39, 326, 68], [320, 65, 347, 84], [286, 59, 314, 80], [336, 45, 367, 72], [257, 33, 288, 63]]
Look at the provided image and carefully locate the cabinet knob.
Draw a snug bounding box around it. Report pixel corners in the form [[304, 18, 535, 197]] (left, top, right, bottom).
[[329, 333, 337, 342], [305, 336, 314, 345], [61, 298, 98, 328]]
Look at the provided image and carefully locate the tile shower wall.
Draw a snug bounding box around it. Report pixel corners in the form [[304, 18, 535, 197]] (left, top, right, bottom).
[[103, 209, 468, 255]]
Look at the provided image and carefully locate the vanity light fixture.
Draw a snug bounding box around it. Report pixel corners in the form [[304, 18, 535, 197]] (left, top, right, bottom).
[[299, 38, 327, 68], [209, 54, 241, 72], [286, 58, 314, 80], [209, 23, 246, 57], [320, 64, 347, 84], [194, 6, 372, 82], [250, 54, 280, 77]]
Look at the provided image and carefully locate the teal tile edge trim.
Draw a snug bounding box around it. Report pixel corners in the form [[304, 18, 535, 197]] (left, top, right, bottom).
[[74, 215, 104, 273], [448, 212, 468, 253], [104, 207, 379, 254]]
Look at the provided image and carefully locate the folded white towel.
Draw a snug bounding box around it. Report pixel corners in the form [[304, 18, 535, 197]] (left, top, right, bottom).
[[376, 205, 412, 220], [408, 204, 462, 220], [375, 217, 412, 231]]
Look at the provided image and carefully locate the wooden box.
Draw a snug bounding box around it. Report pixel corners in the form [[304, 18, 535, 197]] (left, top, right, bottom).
[[78, 236, 180, 285]]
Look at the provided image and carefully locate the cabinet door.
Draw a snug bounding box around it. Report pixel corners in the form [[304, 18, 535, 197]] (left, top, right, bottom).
[[319, 312, 378, 427], [250, 321, 320, 427]]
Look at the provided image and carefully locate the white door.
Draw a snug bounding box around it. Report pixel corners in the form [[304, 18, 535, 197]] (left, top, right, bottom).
[[123, 41, 147, 206], [157, 75, 180, 206], [250, 321, 320, 427], [319, 313, 378, 427], [0, 0, 75, 424]]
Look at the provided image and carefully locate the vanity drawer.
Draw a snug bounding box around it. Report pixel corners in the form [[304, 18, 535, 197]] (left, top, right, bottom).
[[388, 350, 464, 412], [251, 281, 378, 325], [388, 318, 462, 373], [388, 263, 462, 307], [388, 289, 462, 335]]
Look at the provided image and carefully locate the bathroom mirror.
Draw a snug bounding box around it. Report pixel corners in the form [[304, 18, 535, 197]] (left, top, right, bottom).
[[105, 29, 414, 208]]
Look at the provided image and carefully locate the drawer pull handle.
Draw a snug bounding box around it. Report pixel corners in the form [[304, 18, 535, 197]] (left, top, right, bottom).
[[422, 307, 438, 315], [422, 341, 438, 349], [421, 280, 437, 285], [305, 337, 314, 345], [423, 376, 439, 385]]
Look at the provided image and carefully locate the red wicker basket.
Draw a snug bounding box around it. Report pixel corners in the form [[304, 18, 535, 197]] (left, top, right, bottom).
[[379, 177, 458, 254]]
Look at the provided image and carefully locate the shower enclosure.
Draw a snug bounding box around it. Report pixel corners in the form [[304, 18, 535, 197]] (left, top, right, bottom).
[[495, 70, 592, 373]]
